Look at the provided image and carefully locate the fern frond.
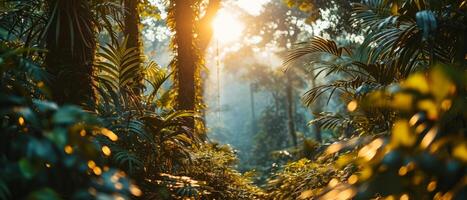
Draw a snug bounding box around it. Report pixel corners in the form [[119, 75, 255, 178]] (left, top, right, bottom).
[[113, 149, 144, 175], [351, 0, 398, 30], [308, 112, 352, 131], [95, 37, 143, 92], [283, 37, 351, 70], [302, 77, 365, 106]]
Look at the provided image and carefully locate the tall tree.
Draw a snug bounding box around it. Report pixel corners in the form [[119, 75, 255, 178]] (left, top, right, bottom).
[[123, 0, 144, 93], [44, 0, 97, 108], [170, 0, 198, 113], [168, 0, 220, 129], [286, 73, 297, 147]]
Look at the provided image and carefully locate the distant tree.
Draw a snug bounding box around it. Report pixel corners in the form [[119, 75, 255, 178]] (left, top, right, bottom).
[[284, 0, 358, 37]]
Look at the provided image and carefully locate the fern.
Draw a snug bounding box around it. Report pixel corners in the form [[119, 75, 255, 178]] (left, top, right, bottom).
[[144, 61, 173, 106], [96, 37, 143, 93], [302, 77, 365, 106], [308, 112, 352, 131], [113, 150, 144, 175], [283, 37, 351, 70]]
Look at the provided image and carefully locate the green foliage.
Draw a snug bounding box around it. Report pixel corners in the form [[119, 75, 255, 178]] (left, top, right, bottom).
[[352, 0, 466, 67], [182, 144, 266, 200], [0, 0, 124, 48], [4, 1, 273, 200], [317, 66, 467, 199], [96, 37, 144, 95], [0, 42, 136, 200], [273, 1, 467, 199], [267, 157, 354, 200], [253, 105, 290, 164], [267, 66, 466, 200], [137, 144, 265, 199]]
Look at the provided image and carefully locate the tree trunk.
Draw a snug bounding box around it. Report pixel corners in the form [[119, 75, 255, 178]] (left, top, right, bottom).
[[286, 74, 297, 147], [123, 0, 144, 94], [309, 70, 322, 143], [173, 0, 198, 128], [250, 83, 257, 134], [45, 0, 97, 109], [171, 0, 221, 130]]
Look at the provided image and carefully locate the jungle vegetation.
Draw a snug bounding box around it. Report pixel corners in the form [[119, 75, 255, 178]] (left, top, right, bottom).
[[0, 0, 465, 199]]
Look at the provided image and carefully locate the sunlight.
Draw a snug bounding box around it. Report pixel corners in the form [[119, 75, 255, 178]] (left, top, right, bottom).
[[236, 0, 269, 15], [212, 9, 244, 44]]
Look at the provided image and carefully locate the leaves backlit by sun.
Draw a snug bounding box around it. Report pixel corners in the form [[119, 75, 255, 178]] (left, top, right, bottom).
[[212, 9, 244, 44]]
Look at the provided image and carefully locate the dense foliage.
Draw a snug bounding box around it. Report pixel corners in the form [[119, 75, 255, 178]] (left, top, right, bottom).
[[1, 0, 465, 199], [265, 0, 466, 199]]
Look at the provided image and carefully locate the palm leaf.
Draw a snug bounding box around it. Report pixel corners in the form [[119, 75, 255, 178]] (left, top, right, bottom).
[[283, 37, 351, 70], [113, 149, 144, 175], [302, 77, 365, 106], [95, 37, 143, 94], [308, 112, 351, 131]]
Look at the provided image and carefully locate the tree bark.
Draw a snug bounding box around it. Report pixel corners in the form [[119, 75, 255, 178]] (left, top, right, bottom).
[[171, 0, 221, 130], [123, 0, 144, 93], [250, 83, 257, 134], [286, 74, 297, 147], [173, 0, 197, 128], [309, 70, 322, 143], [45, 0, 97, 108]]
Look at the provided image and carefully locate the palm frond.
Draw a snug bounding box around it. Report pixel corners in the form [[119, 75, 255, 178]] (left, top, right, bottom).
[[351, 61, 399, 85], [145, 61, 173, 104], [351, 0, 398, 30], [283, 37, 351, 70], [308, 112, 352, 131], [95, 37, 143, 94], [302, 77, 365, 106], [113, 149, 144, 175]]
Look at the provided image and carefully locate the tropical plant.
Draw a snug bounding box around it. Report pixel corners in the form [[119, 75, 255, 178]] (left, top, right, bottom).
[[267, 157, 354, 200], [0, 0, 124, 107], [95, 37, 144, 110], [317, 65, 466, 199], [284, 36, 401, 137], [351, 0, 466, 68], [94, 38, 204, 199], [182, 144, 266, 200], [284, 0, 466, 140], [0, 40, 139, 200], [272, 1, 466, 199]]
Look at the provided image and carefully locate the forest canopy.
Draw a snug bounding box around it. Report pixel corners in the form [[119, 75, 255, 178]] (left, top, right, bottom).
[[0, 0, 465, 199]]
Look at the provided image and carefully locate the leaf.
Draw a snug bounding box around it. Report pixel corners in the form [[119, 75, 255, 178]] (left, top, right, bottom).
[[19, 159, 36, 179], [52, 106, 86, 125], [391, 120, 416, 147], [402, 73, 429, 93], [113, 150, 143, 175], [95, 37, 143, 95], [453, 143, 467, 163], [298, 190, 313, 199], [283, 37, 350, 70], [27, 188, 61, 200], [416, 10, 437, 40], [0, 178, 10, 200]]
